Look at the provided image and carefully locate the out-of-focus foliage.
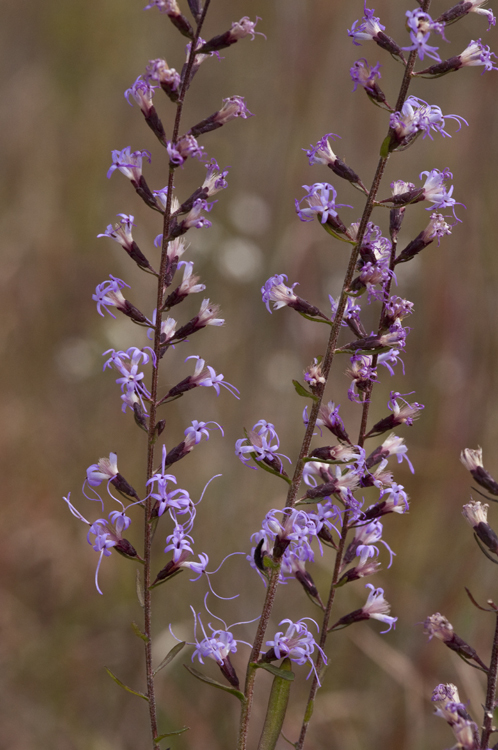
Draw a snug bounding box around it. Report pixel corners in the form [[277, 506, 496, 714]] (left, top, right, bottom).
[[1, 0, 498, 748]]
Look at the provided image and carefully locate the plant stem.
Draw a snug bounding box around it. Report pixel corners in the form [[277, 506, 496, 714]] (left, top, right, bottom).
[[142, 5, 211, 746], [481, 613, 498, 749]]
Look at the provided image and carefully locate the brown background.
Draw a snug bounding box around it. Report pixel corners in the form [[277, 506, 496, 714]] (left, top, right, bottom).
[[1, 0, 498, 748]]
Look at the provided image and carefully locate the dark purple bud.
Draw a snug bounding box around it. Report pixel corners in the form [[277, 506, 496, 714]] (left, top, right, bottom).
[[375, 31, 405, 61], [295, 569, 319, 598], [133, 402, 148, 432], [132, 176, 159, 210], [115, 538, 139, 558]]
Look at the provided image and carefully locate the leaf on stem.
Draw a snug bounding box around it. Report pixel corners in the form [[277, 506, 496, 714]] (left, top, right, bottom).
[[256, 658, 293, 750], [155, 727, 189, 740], [105, 667, 149, 701], [184, 665, 246, 702], [136, 569, 145, 608], [131, 621, 150, 643], [292, 380, 319, 401], [154, 641, 186, 676]]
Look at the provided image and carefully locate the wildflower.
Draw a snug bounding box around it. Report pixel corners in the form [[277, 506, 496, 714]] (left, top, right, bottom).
[[424, 611, 489, 671], [235, 420, 291, 473], [64, 494, 137, 594], [350, 59, 388, 106], [348, 3, 404, 60], [418, 38, 498, 77], [345, 520, 395, 567], [145, 58, 181, 101], [389, 96, 467, 151], [163, 356, 240, 400], [347, 354, 378, 403], [261, 274, 327, 318], [463, 500, 498, 555], [173, 299, 224, 341], [402, 9, 446, 62], [197, 16, 265, 53], [437, 1, 496, 30], [330, 583, 397, 633], [395, 212, 452, 265], [152, 525, 210, 584], [107, 146, 151, 181], [202, 159, 229, 196], [93, 276, 148, 325], [263, 618, 327, 683], [295, 183, 351, 235], [147, 447, 193, 519], [366, 434, 414, 473], [190, 96, 253, 138], [366, 392, 424, 437], [166, 135, 205, 166], [461, 447, 498, 495], [162, 261, 206, 310], [304, 134, 364, 189], [97, 214, 154, 271]]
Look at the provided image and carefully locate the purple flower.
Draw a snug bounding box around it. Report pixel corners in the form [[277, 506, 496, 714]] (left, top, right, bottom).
[[107, 147, 151, 181], [124, 75, 157, 115], [167, 135, 205, 166], [389, 96, 467, 150], [459, 38, 498, 72], [182, 198, 215, 229], [296, 183, 347, 224], [402, 9, 446, 62], [64, 493, 136, 594], [98, 213, 135, 248], [261, 274, 299, 313], [86, 452, 119, 487], [228, 16, 264, 41], [236, 420, 291, 472], [419, 168, 464, 221], [350, 58, 382, 93], [146, 58, 181, 92], [103, 347, 153, 412], [147, 447, 193, 519], [92, 276, 130, 318], [203, 158, 229, 195], [348, 3, 386, 45], [265, 618, 327, 682], [362, 583, 397, 632], [185, 356, 240, 398], [185, 419, 224, 444], [349, 520, 395, 567], [213, 96, 253, 124]]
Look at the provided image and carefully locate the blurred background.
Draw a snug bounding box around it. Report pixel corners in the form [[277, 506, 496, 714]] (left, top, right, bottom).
[[1, 0, 498, 748]]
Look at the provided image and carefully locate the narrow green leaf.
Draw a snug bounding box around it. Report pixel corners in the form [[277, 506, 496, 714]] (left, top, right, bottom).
[[252, 458, 292, 484], [303, 697, 314, 723], [105, 668, 149, 701], [257, 658, 293, 750], [292, 380, 319, 401], [155, 728, 189, 740], [262, 556, 279, 571], [149, 568, 184, 590], [253, 662, 295, 681], [154, 641, 186, 676], [380, 134, 392, 157], [131, 621, 149, 643], [298, 313, 332, 325], [184, 665, 246, 702]]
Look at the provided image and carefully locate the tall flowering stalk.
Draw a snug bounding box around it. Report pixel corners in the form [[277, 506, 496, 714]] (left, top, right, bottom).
[[63, 0, 497, 748]]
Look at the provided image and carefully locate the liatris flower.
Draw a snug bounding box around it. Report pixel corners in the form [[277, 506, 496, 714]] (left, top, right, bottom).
[[236, 420, 291, 473], [330, 583, 397, 633], [388, 96, 467, 151], [304, 134, 365, 190], [343, 519, 395, 567], [395, 212, 452, 265], [417, 38, 498, 77], [93, 276, 149, 324], [432, 683, 482, 750], [348, 3, 404, 60], [295, 183, 351, 237], [183, 609, 246, 688], [261, 274, 327, 318], [97, 214, 155, 272], [197, 16, 264, 53], [402, 9, 446, 62], [365, 434, 414, 473], [64, 493, 139, 594], [461, 447, 498, 495], [189, 96, 253, 136], [124, 75, 165, 140], [162, 355, 240, 400], [424, 612, 489, 670], [145, 58, 181, 101], [366, 392, 424, 438], [462, 500, 498, 557], [350, 58, 388, 107], [262, 618, 327, 683], [166, 134, 205, 166], [437, 1, 496, 30], [107, 147, 157, 208]]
